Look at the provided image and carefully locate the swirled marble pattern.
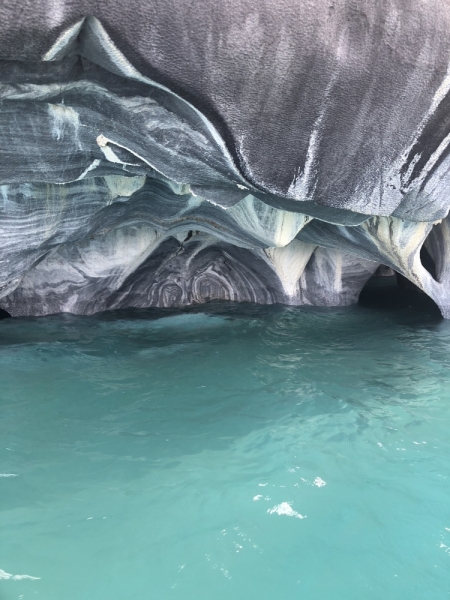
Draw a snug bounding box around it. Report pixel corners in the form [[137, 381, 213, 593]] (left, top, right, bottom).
[[1, 9, 450, 316]]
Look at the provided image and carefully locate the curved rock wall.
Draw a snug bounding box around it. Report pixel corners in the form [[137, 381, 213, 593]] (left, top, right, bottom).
[[0, 10, 450, 316]]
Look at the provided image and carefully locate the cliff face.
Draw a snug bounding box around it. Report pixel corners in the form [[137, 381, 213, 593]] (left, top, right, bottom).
[[1, 6, 450, 316]]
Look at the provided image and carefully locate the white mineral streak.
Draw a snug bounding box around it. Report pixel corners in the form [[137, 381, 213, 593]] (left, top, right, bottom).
[[42, 18, 85, 61], [402, 64, 450, 176], [383, 134, 450, 212], [301, 247, 378, 306], [96, 135, 170, 178], [84, 17, 249, 187], [365, 217, 432, 288], [48, 104, 82, 150], [288, 117, 322, 201], [323, 216, 435, 298], [0, 167, 444, 316], [263, 240, 316, 299], [0, 180, 112, 289], [304, 246, 343, 296], [9, 224, 163, 315], [103, 175, 147, 200], [287, 74, 337, 202], [227, 195, 311, 248], [71, 226, 161, 281], [419, 153, 450, 218], [364, 64, 450, 217], [168, 182, 193, 196], [0, 80, 123, 102], [75, 159, 102, 181]]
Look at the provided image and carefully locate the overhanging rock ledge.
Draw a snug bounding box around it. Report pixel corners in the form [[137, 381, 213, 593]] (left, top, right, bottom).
[[1, 3, 450, 316]]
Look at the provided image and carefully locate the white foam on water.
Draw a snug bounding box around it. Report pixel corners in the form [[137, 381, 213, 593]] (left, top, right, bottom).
[[267, 502, 306, 519], [313, 477, 326, 487], [0, 569, 40, 581]]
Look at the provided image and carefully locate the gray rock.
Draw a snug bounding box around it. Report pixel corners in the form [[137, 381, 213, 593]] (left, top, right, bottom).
[[0, 8, 449, 316]]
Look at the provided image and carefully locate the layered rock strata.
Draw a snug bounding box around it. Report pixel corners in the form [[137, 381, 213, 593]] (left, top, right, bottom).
[[1, 10, 450, 316]]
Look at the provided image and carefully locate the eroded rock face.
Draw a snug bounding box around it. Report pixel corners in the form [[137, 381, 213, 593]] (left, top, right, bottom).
[[1, 7, 450, 316]]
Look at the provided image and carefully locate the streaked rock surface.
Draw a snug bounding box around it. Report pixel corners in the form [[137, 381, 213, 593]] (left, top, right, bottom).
[[1, 7, 450, 316]]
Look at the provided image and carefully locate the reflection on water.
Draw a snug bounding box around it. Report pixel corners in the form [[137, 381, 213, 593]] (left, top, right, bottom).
[[0, 297, 449, 599]]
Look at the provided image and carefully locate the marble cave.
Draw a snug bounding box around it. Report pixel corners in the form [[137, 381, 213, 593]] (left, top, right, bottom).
[[1, 1, 450, 317]]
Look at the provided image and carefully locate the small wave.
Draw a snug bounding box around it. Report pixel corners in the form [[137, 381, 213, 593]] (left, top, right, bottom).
[[0, 569, 40, 581]]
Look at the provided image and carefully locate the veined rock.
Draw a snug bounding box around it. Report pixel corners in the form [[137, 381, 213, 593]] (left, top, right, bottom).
[[1, 3, 450, 316]]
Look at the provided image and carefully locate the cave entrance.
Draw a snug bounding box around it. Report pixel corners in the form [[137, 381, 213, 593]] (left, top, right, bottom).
[[358, 265, 440, 314], [359, 266, 406, 310], [0, 308, 11, 319]]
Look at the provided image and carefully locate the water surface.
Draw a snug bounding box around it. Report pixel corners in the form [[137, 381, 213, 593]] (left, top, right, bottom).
[[1, 292, 450, 599]]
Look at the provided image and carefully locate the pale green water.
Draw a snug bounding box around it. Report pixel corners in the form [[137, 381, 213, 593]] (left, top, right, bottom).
[[1, 293, 450, 599]]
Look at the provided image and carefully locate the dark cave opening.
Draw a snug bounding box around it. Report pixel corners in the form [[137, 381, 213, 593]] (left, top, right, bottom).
[[420, 243, 437, 280], [0, 308, 11, 319], [359, 267, 440, 314]]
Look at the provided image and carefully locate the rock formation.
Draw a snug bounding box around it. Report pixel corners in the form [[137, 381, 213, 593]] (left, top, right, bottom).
[[1, 2, 450, 316]]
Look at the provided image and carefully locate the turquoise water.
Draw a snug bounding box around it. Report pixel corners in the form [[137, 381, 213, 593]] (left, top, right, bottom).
[[1, 292, 450, 599]]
